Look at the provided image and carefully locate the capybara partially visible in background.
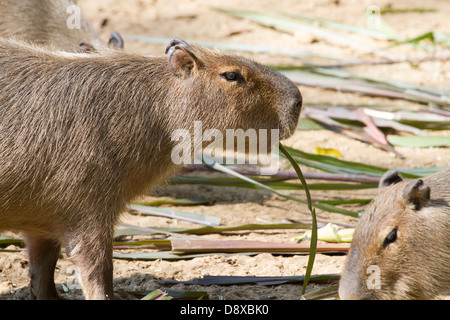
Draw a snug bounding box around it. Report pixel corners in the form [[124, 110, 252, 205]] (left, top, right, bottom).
[[339, 168, 450, 299], [0, 37, 302, 299], [0, 0, 123, 51]]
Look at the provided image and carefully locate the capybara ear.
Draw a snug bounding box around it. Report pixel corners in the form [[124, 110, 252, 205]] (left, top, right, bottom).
[[165, 37, 199, 78], [108, 31, 124, 49], [379, 169, 403, 189], [76, 42, 96, 53], [165, 37, 191, 53], [402, 179, 430, 210]]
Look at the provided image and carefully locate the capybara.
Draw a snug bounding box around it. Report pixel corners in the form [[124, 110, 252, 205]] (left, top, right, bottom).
[[0, 37, 302, 299], [339, 168, 450, 299], [0, 0, 123, 51]]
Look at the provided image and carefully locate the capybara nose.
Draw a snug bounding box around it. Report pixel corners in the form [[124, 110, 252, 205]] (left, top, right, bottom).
[[290, 86, 302, 112], [294, 97, 302, 111], [279, 90, 302, 140]]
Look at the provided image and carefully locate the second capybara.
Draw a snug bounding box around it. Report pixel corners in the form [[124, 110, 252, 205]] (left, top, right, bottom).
[[0, 0, 123, 51], [339, 168, 450, 299], [0, 37, 302, 299]]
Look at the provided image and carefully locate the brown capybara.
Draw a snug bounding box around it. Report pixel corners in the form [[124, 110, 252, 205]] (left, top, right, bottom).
[[339, 168, 450, 299], [0, 0, 123, 51], [0, 37, 302, 299]]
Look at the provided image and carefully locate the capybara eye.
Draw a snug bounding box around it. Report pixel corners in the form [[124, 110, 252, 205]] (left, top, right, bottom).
[[383, 228, 398, 249], [220, 71, 240, 82]]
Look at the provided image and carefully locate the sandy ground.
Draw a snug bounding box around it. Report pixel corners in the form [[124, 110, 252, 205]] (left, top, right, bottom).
[[0, 0, 449, 300]]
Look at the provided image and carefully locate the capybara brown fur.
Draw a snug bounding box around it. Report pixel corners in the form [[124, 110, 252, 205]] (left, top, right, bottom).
[[0, 0, 123, 51], [0, 37, 302, 299], [339, 168, 450, 299]]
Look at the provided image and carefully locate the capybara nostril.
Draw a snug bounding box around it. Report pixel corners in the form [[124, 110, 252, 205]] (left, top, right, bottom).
[[295, 98, 302, 111]]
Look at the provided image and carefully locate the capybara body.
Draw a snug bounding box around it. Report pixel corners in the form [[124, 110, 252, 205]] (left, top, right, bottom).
[[339, 168, 450, 299], [0, 37, 302, 299], [0, 0, 123, 51]]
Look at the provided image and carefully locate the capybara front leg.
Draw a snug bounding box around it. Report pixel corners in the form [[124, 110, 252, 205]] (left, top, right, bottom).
[[25, 233, 61, 300], [67, 230, 115, 300]]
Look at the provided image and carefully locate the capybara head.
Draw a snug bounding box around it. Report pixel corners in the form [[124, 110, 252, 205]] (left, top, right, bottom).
[[339, 169, 450, 299], [164, 37, 302, 141]]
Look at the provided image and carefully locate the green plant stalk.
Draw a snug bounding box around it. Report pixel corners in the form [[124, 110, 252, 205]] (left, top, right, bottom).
[[134, 197, 210, 207], [128, 204, 221, 227], [206, 161, 358, 217], [279, 143, 317, 296], [280, 145, 423, 179], [168, 223, 311, 235], [0, 236, 24, 246], [141, 289, 172, 300], [171, 176, 376, 190], [274, 9, 402, 41], [212, 7, 397, 59]]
